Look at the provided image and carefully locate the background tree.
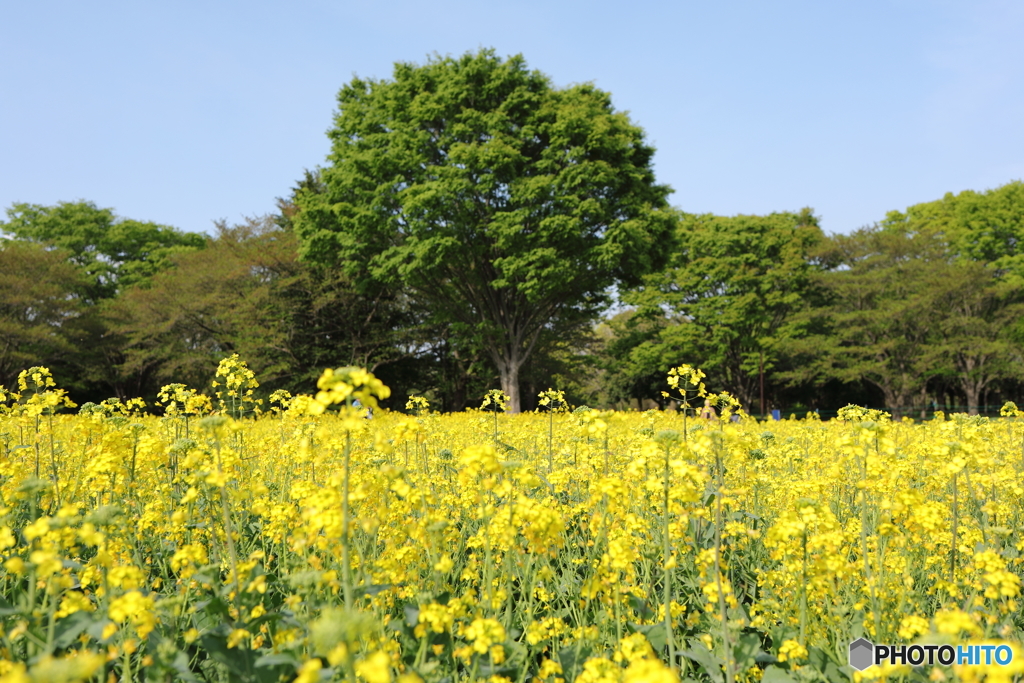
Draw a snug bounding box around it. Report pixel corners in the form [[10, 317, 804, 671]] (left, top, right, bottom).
[[787, 227, 964, 418], [879, 181, 1024, 277], [930, 260, 1024, 414], [294, 49, 674, 412], [0, 201, 205, 400], [113, 216, 429, 403], [798, 181, 1024, 416], [620, 210, 824, 411], [1, 201, 204, 302], [0, 241, 83, 388], [596, 308, 675, 409]]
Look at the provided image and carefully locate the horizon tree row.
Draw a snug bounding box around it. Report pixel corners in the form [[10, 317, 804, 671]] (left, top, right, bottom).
[[599, 180, 1024, 418], [4, 180, 1023, 416]]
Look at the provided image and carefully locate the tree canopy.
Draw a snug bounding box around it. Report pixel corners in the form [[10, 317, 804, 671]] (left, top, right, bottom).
[[112, 216, 428, 398], [294, 49, 674, 411], [782, 221, 1024, 417], [0, 201, 206, 399], [1, 201, 205, 302], [617, 210, 824, 410], [0, 241, 83, 388], [879, 181, 1024, 275]]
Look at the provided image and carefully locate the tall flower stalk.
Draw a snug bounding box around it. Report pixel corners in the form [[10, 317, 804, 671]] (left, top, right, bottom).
[[307, 366, 391, 611], [662, 364, 707, 443]]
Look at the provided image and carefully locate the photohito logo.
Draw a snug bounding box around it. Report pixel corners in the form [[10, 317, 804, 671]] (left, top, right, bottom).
[[849, 638, 1015, 670]]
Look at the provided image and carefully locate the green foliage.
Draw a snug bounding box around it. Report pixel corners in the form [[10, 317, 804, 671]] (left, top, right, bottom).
[[1, 200, 204, 301], [599, 182, 1024, 417], [0, 241, 83, 388], [3, 133, 1023, 417], [0, 200, 205, 402], [617, 210, 824, 410], [782, 226, 942, 416], [596, 309, 674, 409], [786, 223, 1024, 417], [112, 216, 428, 402], [879, 180, 1024, 277], [294, 49, 674, 411]]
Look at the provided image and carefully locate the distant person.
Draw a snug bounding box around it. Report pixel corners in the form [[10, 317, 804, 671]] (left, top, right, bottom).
[[700, 397, 718, 420], [353, 398, 373, 419]]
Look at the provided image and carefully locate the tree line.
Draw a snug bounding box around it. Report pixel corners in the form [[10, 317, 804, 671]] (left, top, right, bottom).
[[601, 181, 1024, 418], [4, 180, 1022, 417], [3, 50, 1023, 417]]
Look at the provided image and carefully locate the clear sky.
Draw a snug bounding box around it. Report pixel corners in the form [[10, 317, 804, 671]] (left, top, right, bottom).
[[2, 0, 1022, 236]]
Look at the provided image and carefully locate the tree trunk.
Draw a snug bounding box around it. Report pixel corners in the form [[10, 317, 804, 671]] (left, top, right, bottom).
[[882, 387, 899, 420], [880, 385, 913, 420], [450, 373, 467, 413], [497, 358, 522, 414], [490, 323, 543, 414], [965, 384, 981, 416]]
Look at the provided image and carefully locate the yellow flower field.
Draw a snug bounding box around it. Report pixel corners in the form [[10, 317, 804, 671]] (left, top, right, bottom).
[[0, 362, 1022, 683]]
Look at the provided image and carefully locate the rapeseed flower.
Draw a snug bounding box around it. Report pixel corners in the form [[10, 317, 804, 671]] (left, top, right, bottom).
[[1, 359, 1023, 682]]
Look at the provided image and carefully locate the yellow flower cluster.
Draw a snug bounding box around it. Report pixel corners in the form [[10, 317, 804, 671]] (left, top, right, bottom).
[[1, 362, 1022, 683]]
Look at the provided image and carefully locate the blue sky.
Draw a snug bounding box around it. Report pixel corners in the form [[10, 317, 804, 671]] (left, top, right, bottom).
[[2, 0, 1021, 236]]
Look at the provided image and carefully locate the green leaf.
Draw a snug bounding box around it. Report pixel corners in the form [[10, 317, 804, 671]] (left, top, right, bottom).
[[52, 611, 94, 649], [628, 623, 667, 652], [199, 630, 290, 683], [626, 595, 655, 620], [170, 651, 203, 683], [354, 583, 397, 598], [806, 646, 846, 683], [557, 643, 594, 683], [0, 595, 20, 617], [254, 653, 301, 669], [760, 666, 796, 683], [678, 639, 724, 683], [86, 619, 116, 643], [732, 632, 763, 671]]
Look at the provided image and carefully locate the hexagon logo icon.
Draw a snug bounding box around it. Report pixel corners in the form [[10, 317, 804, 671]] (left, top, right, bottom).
[[849, 638, 874, 671]]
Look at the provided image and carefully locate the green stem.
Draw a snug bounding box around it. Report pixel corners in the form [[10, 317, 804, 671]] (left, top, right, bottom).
[[216, 441, 240, 615], [858, 443, 881, 639], [663, 442, 675, 669], [800, 532, 807, 645], [342, 432, 354, 611], [951, 472, 958, 583], [714, 448, 733, 683], [34, 415, 40, 478], [548, 412, 554, 473]]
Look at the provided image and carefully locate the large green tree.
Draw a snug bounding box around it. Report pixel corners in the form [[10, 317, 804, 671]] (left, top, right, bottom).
[[621, 210, 824, 411], [879, 181, 1024, 277], [788, 228, 944, 418], [294, 50, 674, 412], [791, 182, 1024, 416], [930, 260, 1024, 414], [786, 225, 1024, 417]]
